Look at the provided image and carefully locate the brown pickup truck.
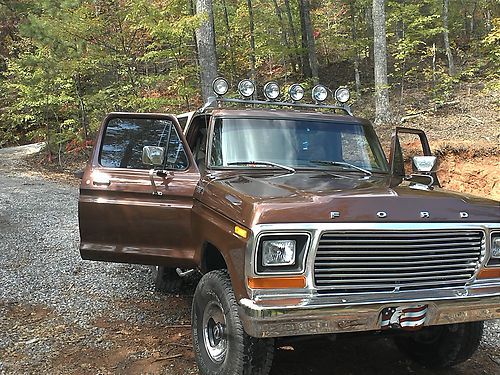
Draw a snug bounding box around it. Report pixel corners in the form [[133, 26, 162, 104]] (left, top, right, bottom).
[[78, 78, 500, 375]]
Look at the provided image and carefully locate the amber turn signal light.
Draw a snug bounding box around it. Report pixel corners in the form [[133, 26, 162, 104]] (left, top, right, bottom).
[[477, 268, 500, 279], [234, 225, 248, 239], [247, 276, 306, 289]]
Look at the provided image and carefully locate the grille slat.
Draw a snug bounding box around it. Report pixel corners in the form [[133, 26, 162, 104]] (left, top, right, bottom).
[[318, 242, 481, 249], [315, 258, 478, 265], [319, 238, 480, 245], [315, 247, 481, 255], [314, 230, 484, 294], [314, 263, 476, 272], [316, 252, 479, 261], [315, 279, 471, 289], [320, 231, 479, 239], [315, 269, 475, 278]]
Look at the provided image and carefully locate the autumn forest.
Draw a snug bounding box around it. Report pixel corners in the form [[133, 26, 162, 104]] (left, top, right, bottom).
[[0, 0, 498, 157]]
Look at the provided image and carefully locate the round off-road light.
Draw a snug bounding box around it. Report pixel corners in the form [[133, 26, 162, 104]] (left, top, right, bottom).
[[335, 87, 350, 103], [312, 85, 328, 102], [289, 84, 305, 101], [263, 81, 280, 100], [238, 79, 255, 98], [212, 77, 229, 96]]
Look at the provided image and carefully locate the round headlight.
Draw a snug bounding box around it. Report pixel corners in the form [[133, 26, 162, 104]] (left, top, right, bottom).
[[335, 87, 350, 103], [238, 79, 255, 98], [312, 85, 328, 102], [212, 77, 229, 96], [289, 84, 305, 101], [263, 81, 280, 100]]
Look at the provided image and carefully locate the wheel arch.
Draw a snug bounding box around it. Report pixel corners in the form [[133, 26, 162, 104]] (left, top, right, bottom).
[[201, 242, 228, 273]]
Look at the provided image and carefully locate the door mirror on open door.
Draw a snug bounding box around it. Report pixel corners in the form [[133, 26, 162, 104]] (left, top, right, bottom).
[[412, 156, 437, 173], [389, 127, 440, 187], [142, 146, 165, 167]]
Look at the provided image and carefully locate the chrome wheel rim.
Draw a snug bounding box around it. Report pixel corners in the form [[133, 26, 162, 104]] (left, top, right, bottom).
[[202, 300, 227, 363]]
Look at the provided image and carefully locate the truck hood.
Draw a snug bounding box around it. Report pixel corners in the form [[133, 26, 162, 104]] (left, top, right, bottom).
[[197, 171, 500, 227]]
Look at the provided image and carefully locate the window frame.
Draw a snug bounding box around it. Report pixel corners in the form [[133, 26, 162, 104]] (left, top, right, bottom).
[[97, 113, 192, 172]]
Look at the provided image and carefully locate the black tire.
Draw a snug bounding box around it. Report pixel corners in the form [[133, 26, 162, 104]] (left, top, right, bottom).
[[394, 321, 484, 369], [152, 266, 183, 294], [192, 270, 274, 375]]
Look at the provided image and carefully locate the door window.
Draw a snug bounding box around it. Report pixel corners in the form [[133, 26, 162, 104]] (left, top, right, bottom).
[[99, 117, 188, 170]]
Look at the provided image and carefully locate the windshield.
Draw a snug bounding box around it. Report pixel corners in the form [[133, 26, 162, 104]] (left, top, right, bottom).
[[210, 117, 389, 173]]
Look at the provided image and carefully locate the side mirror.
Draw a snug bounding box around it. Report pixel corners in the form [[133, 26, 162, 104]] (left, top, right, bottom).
[[389, 127, 440, 187], [412, 156, 437, 173], [142, 146, 165, 167]]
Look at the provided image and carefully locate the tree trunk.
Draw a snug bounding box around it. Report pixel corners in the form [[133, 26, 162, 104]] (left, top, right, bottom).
[[299, 0, 319, 82], [272, 0, 296, 73], [372, 0, 391, 125], [462, 1, 469, 40], [221, 0, 237, 83], [299, 0, 311, 78], [195, 0, 218, 102], [350, 3, 361, 97], [247, 0, 257, 90], [432, 43, 437, 88], [74, 74, 89, 140], [442, 0, 456, 76], [365, 6, 374, 65], [283, 0, 300, 73]]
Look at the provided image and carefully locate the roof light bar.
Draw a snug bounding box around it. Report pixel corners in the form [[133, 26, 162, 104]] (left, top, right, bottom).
[[205, 76, 352, 115]]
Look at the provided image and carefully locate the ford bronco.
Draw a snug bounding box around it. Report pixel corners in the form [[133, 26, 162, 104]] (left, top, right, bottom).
[[78, 78, 500, 375]]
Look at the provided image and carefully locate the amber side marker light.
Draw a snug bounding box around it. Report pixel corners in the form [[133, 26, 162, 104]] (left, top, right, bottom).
[[248, 276, 306, 289], [234, 226, 248, 239], [478, 268, 500, 279]]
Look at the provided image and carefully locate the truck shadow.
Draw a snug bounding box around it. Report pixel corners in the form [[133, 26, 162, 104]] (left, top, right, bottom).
[[270, 335, 489, 375]]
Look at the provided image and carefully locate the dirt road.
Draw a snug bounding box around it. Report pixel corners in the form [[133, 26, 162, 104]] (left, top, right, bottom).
[[0, 145, 499, 374]]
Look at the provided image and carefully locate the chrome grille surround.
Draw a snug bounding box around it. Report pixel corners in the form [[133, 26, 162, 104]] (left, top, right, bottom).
[[314, 230, 485, 294]]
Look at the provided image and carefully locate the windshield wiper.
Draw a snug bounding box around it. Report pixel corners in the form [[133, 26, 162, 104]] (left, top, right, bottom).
[[309, 160, 372, 176], [227, 161, 296, 174]]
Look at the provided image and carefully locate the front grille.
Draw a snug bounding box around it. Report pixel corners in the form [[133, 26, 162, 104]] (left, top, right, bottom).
[[314, 230, 484, 294]]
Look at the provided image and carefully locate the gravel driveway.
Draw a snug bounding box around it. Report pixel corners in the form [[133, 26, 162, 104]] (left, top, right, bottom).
[[0, 145, 499, 374]]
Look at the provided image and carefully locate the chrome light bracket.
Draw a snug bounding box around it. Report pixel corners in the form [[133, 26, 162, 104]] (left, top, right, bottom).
[[198, 97, 353, 116]]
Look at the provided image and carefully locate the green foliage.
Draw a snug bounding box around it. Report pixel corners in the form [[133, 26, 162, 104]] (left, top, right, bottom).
[[483, 18, 500, 68]]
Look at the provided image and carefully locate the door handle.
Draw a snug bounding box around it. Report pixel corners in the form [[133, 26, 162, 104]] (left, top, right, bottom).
[[93, 180, 110, 186]]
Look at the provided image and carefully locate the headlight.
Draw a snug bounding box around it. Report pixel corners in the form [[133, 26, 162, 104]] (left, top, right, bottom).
[[334, 87, 350, 103], [262, 240, 296, 266], [256, 234, 310, 274], [263, 81, 280, 100], [212, 77, 229, 96], [289, 84, 305, 101], [238, 79, 255, 98], [491, 235, 500, 263], [312, 84, 328, 102]]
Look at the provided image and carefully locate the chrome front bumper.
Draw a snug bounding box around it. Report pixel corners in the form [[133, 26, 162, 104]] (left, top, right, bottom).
[[239, 285, 500, 338]]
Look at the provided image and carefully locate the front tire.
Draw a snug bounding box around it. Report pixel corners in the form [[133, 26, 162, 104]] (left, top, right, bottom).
[[394, 321, 484, 368], [192, 270, 274, 375]]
